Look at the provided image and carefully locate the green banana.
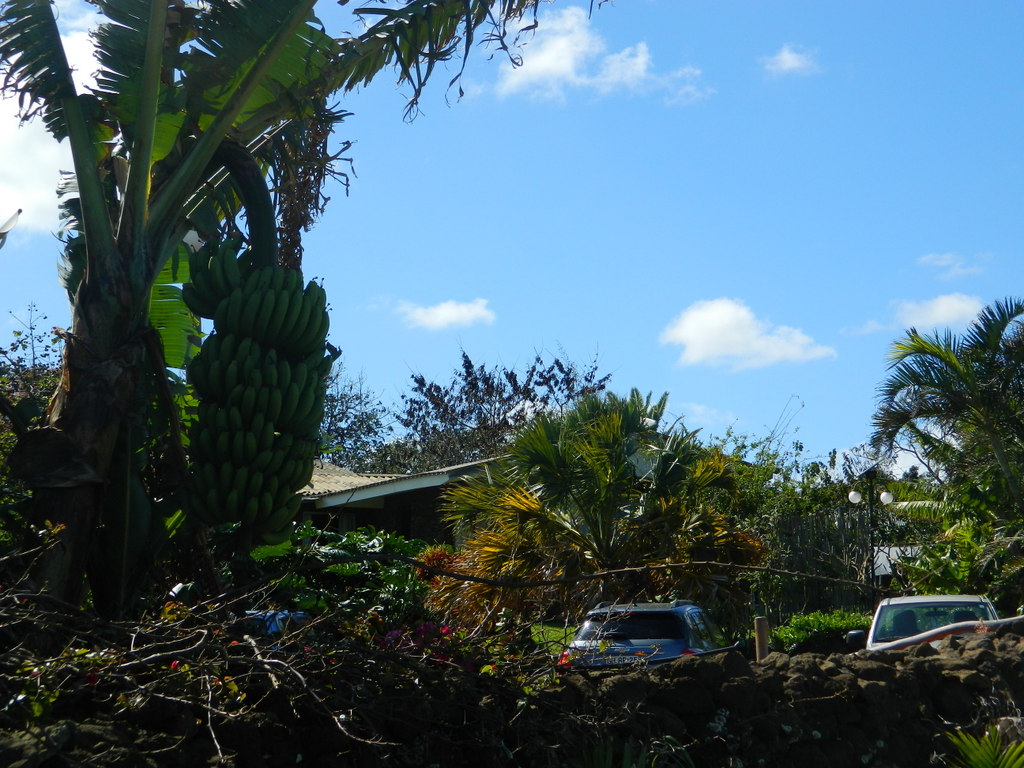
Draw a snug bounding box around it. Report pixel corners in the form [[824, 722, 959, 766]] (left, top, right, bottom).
[[231, 431, 246, 466], [277, 288, 304, 344], [216, 430, 231, 462], [277, 359, 292, 394], [224, 359, 239, 396], [258, 522, 295, 546], [243, 264, 274, 297], [254, 288, 277, 343], [205, 486, 221, 519], [286, 384, 315, 433], [233, 465, 249, 503], [221, 251, 242, 292], [269, 266, 286, 293], [257, 494, 302, 536], [263, 355, 279, 389], [246, 469, 264, 502], [224, 488, 240, 520], [266, 387, 283, 423], [228, 406, 243, 432], [228, 289, 246, 335], [239, 385, 256, 422], [252, 449, 273, 473], [242, 496, 260, 526], [290, 359, 309, 395], [182, 282, 215, 319], [254, 387, 269, 422], [266, 287, 292, 346], [277, 381, 300, 426], [188, 352, 210, 396]]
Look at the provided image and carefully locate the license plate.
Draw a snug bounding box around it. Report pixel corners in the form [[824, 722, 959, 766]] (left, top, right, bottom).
[[606, 655, 645, 665]]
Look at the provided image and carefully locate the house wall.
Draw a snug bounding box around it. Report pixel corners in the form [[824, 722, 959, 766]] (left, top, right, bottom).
[[305, 487, 454, 544]]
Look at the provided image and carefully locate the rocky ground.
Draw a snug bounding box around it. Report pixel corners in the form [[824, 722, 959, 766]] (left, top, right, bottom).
[[3, 598, 1024, 768]]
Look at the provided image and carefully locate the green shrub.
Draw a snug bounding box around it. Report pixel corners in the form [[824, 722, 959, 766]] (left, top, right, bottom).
[[225, 524, 430, 628], [771, 608, 870, 649]]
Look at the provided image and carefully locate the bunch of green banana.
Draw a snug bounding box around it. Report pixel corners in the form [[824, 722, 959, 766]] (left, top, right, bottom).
[[183, 242, 333, 545], [181, 238, 247, 320]]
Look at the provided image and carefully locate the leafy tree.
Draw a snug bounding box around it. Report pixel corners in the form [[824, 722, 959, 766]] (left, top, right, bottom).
[[0, 0, 552, 614], [318, 359, 392, 471], [429, 389, 763, 628], [366, 349, 610, 474]]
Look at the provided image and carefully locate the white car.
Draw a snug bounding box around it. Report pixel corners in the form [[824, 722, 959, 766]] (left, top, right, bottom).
[[847, 594, 999, 652]]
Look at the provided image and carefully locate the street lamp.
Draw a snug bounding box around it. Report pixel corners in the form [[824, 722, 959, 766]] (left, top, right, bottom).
[[848, 469, 894, 586]]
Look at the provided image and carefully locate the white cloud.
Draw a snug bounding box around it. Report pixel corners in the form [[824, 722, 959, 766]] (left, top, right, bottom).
[[660, 297, 836, 370], [496, 7, 711, 103], [762, 44, 820, 77], [397, 298, 496, 330], [892, 293, 982, 329], [673, 402, 735, 431], [0, 4, 99, 234], [0, 111, 70, 233], [844, 319, 888, 336], [918, 252, 985, 280]]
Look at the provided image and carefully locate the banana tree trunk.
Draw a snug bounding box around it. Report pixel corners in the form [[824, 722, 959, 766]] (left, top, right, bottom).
[[11, 272, 146, 614]]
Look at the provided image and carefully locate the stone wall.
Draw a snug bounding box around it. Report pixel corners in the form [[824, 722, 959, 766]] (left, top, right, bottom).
[[541, 623, 1024, 767]]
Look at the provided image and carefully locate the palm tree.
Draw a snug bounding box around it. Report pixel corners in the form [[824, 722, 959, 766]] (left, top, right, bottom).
[[430, 389, 764, 626], [872, 298, 1024, 519], [0, 0, 546, 614]]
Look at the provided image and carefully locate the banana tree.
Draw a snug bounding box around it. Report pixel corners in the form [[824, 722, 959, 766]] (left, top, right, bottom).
[[0, 0, 544, 616]]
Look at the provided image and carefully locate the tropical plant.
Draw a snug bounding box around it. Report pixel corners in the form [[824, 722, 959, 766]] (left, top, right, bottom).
[[0, 0, 553, 616], [429, 389, 764, 627], [872, 298, 1024, 517], [872, 299, 1024, 606], [946, 726, 1024, 768], [882, 492, 1024, 606], [240, 524, 431, 627]]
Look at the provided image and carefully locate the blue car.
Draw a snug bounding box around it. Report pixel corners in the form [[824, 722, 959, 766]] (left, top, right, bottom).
[[557, 600, 728, 670]]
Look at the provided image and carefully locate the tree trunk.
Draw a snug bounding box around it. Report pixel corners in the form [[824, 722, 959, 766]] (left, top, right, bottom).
[[10, 276, 146, 614]]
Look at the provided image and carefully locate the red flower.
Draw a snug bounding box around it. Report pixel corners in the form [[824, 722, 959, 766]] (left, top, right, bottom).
[[84, 672, 100, 686]]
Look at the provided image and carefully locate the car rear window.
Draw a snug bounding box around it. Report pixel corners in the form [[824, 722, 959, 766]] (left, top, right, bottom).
[[576, 612, 686, 641], [873, 601, 995, 643]]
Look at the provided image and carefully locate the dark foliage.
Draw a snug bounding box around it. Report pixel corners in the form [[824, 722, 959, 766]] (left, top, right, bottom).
[[364, 349, 610, 474], [0, 308, 62, 516], [318, 360, 393, 471]]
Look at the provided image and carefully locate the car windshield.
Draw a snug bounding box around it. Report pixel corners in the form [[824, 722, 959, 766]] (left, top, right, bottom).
[[576, 612, 686, 642], [872, 601, 994, 643]]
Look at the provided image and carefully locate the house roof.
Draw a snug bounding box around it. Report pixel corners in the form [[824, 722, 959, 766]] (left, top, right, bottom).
[[303, 459, 492, 509]]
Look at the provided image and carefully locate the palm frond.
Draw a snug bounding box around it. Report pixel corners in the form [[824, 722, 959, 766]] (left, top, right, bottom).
[[332, 0, 539, 117], [0, 0, 78, 139]]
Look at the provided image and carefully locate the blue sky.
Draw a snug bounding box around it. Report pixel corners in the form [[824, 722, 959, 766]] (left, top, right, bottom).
[[1, 1, 1022, 465]]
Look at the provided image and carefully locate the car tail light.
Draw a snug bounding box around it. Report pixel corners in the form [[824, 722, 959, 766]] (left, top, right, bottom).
[[680, 649, 698, 655], [557, 651, 573, 668]]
